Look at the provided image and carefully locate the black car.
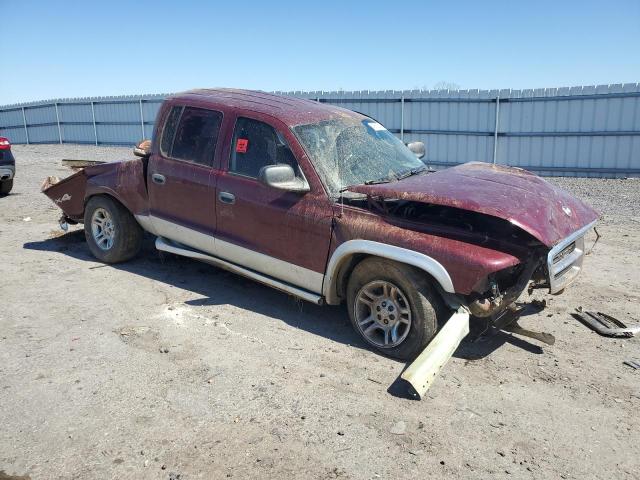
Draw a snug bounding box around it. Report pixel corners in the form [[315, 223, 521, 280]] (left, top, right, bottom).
[[0, 137, 14, 195]]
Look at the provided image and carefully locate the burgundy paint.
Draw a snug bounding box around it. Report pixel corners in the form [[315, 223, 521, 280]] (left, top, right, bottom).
[[330, 205, 523, 295], [42, 89, 600, 299], [347, 162, 599, 247]]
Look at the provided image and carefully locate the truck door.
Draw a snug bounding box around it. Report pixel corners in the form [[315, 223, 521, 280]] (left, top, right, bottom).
[[214, 114, 333, 294], [147, 105, 223, 255]]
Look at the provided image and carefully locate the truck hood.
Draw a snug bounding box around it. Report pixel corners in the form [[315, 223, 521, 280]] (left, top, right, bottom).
[[347, 162, 599, 247]]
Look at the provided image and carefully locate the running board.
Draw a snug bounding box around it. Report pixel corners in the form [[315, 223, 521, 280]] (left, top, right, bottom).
[[155, 237, 323, 305]]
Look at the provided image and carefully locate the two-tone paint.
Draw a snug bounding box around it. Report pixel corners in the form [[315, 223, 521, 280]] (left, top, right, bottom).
[[42, 89, 599, 309]]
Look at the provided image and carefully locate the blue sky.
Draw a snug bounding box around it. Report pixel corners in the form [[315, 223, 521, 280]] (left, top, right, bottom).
[[1, 0, 639, 105]]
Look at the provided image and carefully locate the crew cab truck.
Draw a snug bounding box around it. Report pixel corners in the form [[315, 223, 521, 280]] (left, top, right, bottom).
[[42, 89, 599, 359], [0, 137, 15, 195]]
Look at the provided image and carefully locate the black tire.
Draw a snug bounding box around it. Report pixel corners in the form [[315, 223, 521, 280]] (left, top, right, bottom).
[[84, 195, 143, 263], [0, 179, 13, 195], [346, 257, 449, 360]]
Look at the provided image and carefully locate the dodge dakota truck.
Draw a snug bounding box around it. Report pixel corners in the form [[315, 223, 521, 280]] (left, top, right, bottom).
[[42, 89, 599, 359]]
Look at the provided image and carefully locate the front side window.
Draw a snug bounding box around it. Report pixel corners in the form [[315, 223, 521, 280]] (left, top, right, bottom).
[[229, 117, 299, 178], [160, 106, 181, 156], [293, 117, 425, 195], [160, 106, 222, 166]]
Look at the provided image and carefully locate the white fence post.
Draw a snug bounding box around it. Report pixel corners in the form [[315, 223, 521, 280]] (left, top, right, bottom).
[[139, 99, 145, 139], [90, 101, 98, 145], [54, 102, 62, 144], [492, 96, 500, 164], [21, 107, 29, 144], [400, 95, 405, 141]]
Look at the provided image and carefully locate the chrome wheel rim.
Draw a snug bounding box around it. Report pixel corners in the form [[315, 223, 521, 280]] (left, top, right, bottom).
[[354, 280, 412, 348], [91, 207, 115, 251]]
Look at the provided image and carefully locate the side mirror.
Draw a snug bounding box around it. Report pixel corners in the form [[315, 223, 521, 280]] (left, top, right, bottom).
[[134, 139, 151, 158], [407, 141, 426, 160], [258, 164, 310, 193]]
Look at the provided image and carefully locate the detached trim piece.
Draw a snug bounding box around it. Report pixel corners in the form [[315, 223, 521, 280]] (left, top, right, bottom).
[[400, 307, 470, 399], [155, 237, 323, 305], [573, 309, 640, 338], [323, 240, 455, 305]]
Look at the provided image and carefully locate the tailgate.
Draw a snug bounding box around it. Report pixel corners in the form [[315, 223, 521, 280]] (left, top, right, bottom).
[[41, 170, 88, 220]]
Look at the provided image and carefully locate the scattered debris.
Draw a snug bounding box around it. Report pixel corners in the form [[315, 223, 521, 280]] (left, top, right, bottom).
[[0, 471, 31, 480], [494, 303, 555, 345], [573, 308, 640, 337], [22, 217, 31, 222], [623, 359, 640, 370], [530, 299, 547, 310], [503, 320, 556, 346], [390, 421, 406, 435]]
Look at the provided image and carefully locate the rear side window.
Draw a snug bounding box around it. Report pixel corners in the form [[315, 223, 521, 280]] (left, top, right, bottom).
[[160, 106, 223, 166], [230, 117, 298, 178]]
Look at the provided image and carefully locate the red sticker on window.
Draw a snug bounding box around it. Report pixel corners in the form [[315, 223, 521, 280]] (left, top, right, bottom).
[[236, 138, 249, 153]]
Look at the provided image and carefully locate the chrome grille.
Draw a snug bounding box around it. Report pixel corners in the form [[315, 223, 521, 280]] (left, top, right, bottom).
[[547, 222, 595, 294]]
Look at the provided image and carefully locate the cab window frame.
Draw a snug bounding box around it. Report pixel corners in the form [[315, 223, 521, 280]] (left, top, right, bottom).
[[159, 104, 224, 168], [227, 116, 304, 181]]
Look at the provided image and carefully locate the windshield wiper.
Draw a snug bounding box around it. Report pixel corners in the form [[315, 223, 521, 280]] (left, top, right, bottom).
[[364, 178, 392, 185], [395, 166, 428, 180]]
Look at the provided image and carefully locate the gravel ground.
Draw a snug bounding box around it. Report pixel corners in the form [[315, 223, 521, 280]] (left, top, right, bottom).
[[549, 177, 640, 224], [0, 145, 638, 480]]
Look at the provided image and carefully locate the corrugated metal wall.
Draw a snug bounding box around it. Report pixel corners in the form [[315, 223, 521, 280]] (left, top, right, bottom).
[[1, 85, 639, 177]]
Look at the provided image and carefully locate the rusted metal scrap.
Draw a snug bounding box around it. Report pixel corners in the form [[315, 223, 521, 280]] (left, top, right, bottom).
[[503, 320, 556, 346], [573, 308, 640, 338], [623, 359, 640, 370], [491, 301, 556, 345]]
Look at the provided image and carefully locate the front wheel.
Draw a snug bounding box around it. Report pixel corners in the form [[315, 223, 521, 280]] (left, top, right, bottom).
[[346, 257, 448, 360], [0, 179, 13, 195], [84, 195, 143, 263]]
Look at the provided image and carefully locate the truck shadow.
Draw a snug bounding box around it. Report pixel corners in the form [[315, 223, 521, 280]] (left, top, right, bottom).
[[24, 230, 543, 364]]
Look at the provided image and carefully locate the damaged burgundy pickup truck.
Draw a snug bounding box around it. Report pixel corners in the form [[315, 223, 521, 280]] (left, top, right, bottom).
[[43, 89, 598, 359]]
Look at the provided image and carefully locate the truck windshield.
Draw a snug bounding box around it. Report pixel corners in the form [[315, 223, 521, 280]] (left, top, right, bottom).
[[293, 117, 425, 195]]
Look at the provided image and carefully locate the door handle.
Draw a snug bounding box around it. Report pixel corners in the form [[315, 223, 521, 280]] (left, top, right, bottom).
[[152, 173, 166, 185], [218, 191, 235, 205]]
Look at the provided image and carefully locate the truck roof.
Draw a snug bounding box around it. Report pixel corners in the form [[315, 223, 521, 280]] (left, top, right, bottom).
[[168, 88, 357, 126]]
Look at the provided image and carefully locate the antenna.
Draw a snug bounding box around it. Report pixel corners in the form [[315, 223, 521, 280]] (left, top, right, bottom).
[[338, 148, 344, 217]]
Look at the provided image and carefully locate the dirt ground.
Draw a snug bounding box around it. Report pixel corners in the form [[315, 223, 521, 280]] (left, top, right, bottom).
[[1, 145, 639, 480]]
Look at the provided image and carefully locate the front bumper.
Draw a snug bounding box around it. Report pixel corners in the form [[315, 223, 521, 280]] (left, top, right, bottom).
[[0, 165, 14, 181], [547, 220, 597, 294]]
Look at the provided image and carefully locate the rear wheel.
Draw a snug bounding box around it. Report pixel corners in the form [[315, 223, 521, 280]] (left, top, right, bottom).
[[346, 257, 448, 360], [0, 179, 13, 195], [84, 195, 143, 263]]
